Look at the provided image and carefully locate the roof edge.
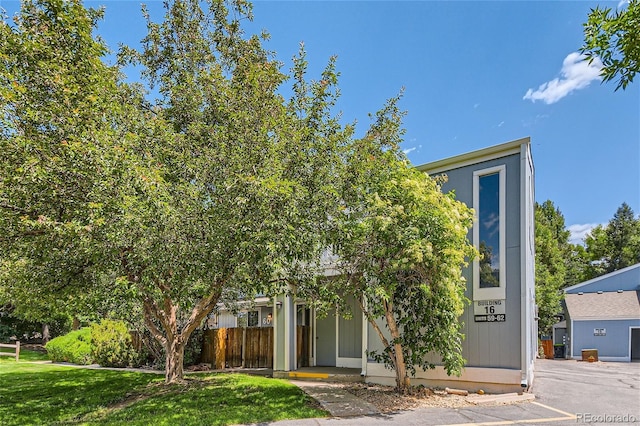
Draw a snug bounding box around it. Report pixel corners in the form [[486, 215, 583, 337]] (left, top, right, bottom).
[[564, 262, 640, 293], [415, 137, 531, 175]]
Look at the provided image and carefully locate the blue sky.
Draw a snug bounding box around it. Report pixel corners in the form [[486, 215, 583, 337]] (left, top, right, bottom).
[[2, 0, 638, 244]]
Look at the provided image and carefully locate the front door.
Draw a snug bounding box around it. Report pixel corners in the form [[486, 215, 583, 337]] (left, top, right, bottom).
[[315, 310, 336, 366]]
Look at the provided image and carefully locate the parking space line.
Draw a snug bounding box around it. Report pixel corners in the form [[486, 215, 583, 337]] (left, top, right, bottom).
[[530, 401, 576, 418], [436, 401, 576, 426]]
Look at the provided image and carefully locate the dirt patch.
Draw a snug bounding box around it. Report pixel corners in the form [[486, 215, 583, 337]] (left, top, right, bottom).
[[339, 382, 473, 413]]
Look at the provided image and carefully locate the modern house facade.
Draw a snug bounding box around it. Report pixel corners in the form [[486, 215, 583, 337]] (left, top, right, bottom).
[[210, 137, 537, 393], [563, 263, 640, 362]]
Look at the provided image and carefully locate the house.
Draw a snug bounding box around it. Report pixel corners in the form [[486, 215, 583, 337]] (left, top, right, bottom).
[[210, 137, 537, 393], [563, 263, 640, 362]]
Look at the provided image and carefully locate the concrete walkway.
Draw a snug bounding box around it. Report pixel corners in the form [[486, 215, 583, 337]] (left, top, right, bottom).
[[291, 379, 534, 419], [293, 381, 380, 417]]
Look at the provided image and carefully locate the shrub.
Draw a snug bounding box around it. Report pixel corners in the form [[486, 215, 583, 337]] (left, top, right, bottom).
[[45, 328, 93, 365], [91, 319, 144, 368]]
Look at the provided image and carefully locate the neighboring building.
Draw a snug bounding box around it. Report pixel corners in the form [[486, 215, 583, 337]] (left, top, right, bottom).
[[214, 138, 537, 393], [563, 263, 640, 362]]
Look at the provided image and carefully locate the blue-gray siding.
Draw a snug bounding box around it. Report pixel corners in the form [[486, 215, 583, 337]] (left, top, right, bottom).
[[565, 264, 640, 294], [571, 319, 640, 358], [438, 154, 523, 369]]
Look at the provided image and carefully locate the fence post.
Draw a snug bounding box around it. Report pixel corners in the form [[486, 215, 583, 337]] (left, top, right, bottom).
[[215, 328, 226, 370], [15, 341, 19, 362]]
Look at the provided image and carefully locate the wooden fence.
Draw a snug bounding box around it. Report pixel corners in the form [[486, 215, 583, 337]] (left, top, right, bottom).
[[0, 341, 20, 361], [201, 326, 310, 369], [202, 327, 273, 369]]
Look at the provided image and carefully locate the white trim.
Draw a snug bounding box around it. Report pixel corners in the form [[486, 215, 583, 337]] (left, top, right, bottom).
[[284, 294, 291, 371], [572, 317, 640, 322], [629, 326, 640, 361], [570, 319, 574, 359], [337, 357, 362, 368], [473, 165, 506, 301], [311, 308, 317, 366], [273, 297, 278, 370], [599, 356, 631, 362], [366, 362, 522, 385], [416, 138, 528, 175], [293, 301, 298, 370], [361, 298, 368, 376], [335, 310, 340, 366]]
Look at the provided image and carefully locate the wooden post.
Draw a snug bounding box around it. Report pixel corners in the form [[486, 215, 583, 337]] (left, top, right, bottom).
[[215, 328, 226, 370], [241, 327, 246, 368], [15, 341, 19, 362]]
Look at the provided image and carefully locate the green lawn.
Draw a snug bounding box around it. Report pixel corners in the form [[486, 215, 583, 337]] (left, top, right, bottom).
[[0, 361, 327, 425], [0, 348, 49, 363]]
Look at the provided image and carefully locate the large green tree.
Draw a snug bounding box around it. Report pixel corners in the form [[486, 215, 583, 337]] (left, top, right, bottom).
[[319, 98, 476, 392], [582, 0, 640, 90], [0, 0, 131, 325], [534, 201, 571, 337], [583, 203, 640, 278], [1, 0, 349, 383]]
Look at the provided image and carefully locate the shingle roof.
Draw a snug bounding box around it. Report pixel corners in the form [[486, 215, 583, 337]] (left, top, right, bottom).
[[565, 291, 640, 320]]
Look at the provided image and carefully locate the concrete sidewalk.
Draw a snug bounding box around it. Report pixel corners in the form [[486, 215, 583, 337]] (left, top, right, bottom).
[[293, 381, 380, 417], [290, 379, 535, 420]]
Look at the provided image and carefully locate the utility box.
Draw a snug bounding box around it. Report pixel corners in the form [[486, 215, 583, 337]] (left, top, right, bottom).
[[581, 349, 598, 362]]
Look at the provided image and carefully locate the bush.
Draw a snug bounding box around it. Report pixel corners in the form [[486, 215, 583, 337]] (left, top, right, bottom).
[[184, 329, 203, 367], [45, 328, 93, 365], [91, 319, 144, 368]]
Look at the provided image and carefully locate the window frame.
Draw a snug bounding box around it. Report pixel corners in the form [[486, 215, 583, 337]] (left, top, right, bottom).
[[473, 165, 506, 301]]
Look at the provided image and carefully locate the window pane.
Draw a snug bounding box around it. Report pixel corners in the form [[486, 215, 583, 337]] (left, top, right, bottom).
[[248, 311, 259, 327], [479, 173, 500, 288]]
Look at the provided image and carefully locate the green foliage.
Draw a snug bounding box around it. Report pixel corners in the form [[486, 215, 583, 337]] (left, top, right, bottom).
[[0, 363, 326, 425], [321, 96, 476, 390], [1, 0, 351, 382], [583, 202, 640, 279], [581, 0, 640, 90], [45, 328, 93, 365], [90, 320, 144, 368], [534, 201, 571, 337]]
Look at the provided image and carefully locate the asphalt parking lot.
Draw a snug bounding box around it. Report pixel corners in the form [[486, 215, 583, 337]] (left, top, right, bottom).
[[530, 358, 640, 425], [272, 358, 640, 425]]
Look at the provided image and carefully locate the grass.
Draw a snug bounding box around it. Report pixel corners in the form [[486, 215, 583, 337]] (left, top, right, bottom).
[[0, 361, 327, 425], [0, 348, 50, 363]]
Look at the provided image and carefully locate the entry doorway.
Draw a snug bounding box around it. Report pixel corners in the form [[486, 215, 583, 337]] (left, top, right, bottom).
[[315, 310, 336, 366], [631, 327, 640, 361]]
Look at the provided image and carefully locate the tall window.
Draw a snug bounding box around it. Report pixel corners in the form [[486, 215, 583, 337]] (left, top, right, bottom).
[[473, 166, 506, 300]]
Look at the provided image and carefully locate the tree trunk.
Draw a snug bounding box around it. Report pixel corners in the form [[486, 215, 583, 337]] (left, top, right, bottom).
[[141, 286, 222, 384], [383, 300, 411, 392], [72, 317, 80, 330], [41, 323, 50, 344], [165, 336, 186, 383], [359, 296, 411, 393]]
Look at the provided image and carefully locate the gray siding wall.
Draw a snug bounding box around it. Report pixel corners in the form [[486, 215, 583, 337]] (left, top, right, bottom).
[[571, 319, 640, 358], [217, 311, 236, 328], [438, 153, 522, 369], [338, 296, 362, 358]]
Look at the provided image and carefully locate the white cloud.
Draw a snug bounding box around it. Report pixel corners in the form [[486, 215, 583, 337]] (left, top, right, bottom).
[[403, 147, 417, 155], [498, 121, 505, 127], [618, 0, 629, 9], [523, 52, 603, 104], [568, 223, 603, 245]]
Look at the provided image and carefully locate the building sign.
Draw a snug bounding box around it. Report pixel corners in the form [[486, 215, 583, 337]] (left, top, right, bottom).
[[593, 328, 606, 336], [474, 299, 506, 322]]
